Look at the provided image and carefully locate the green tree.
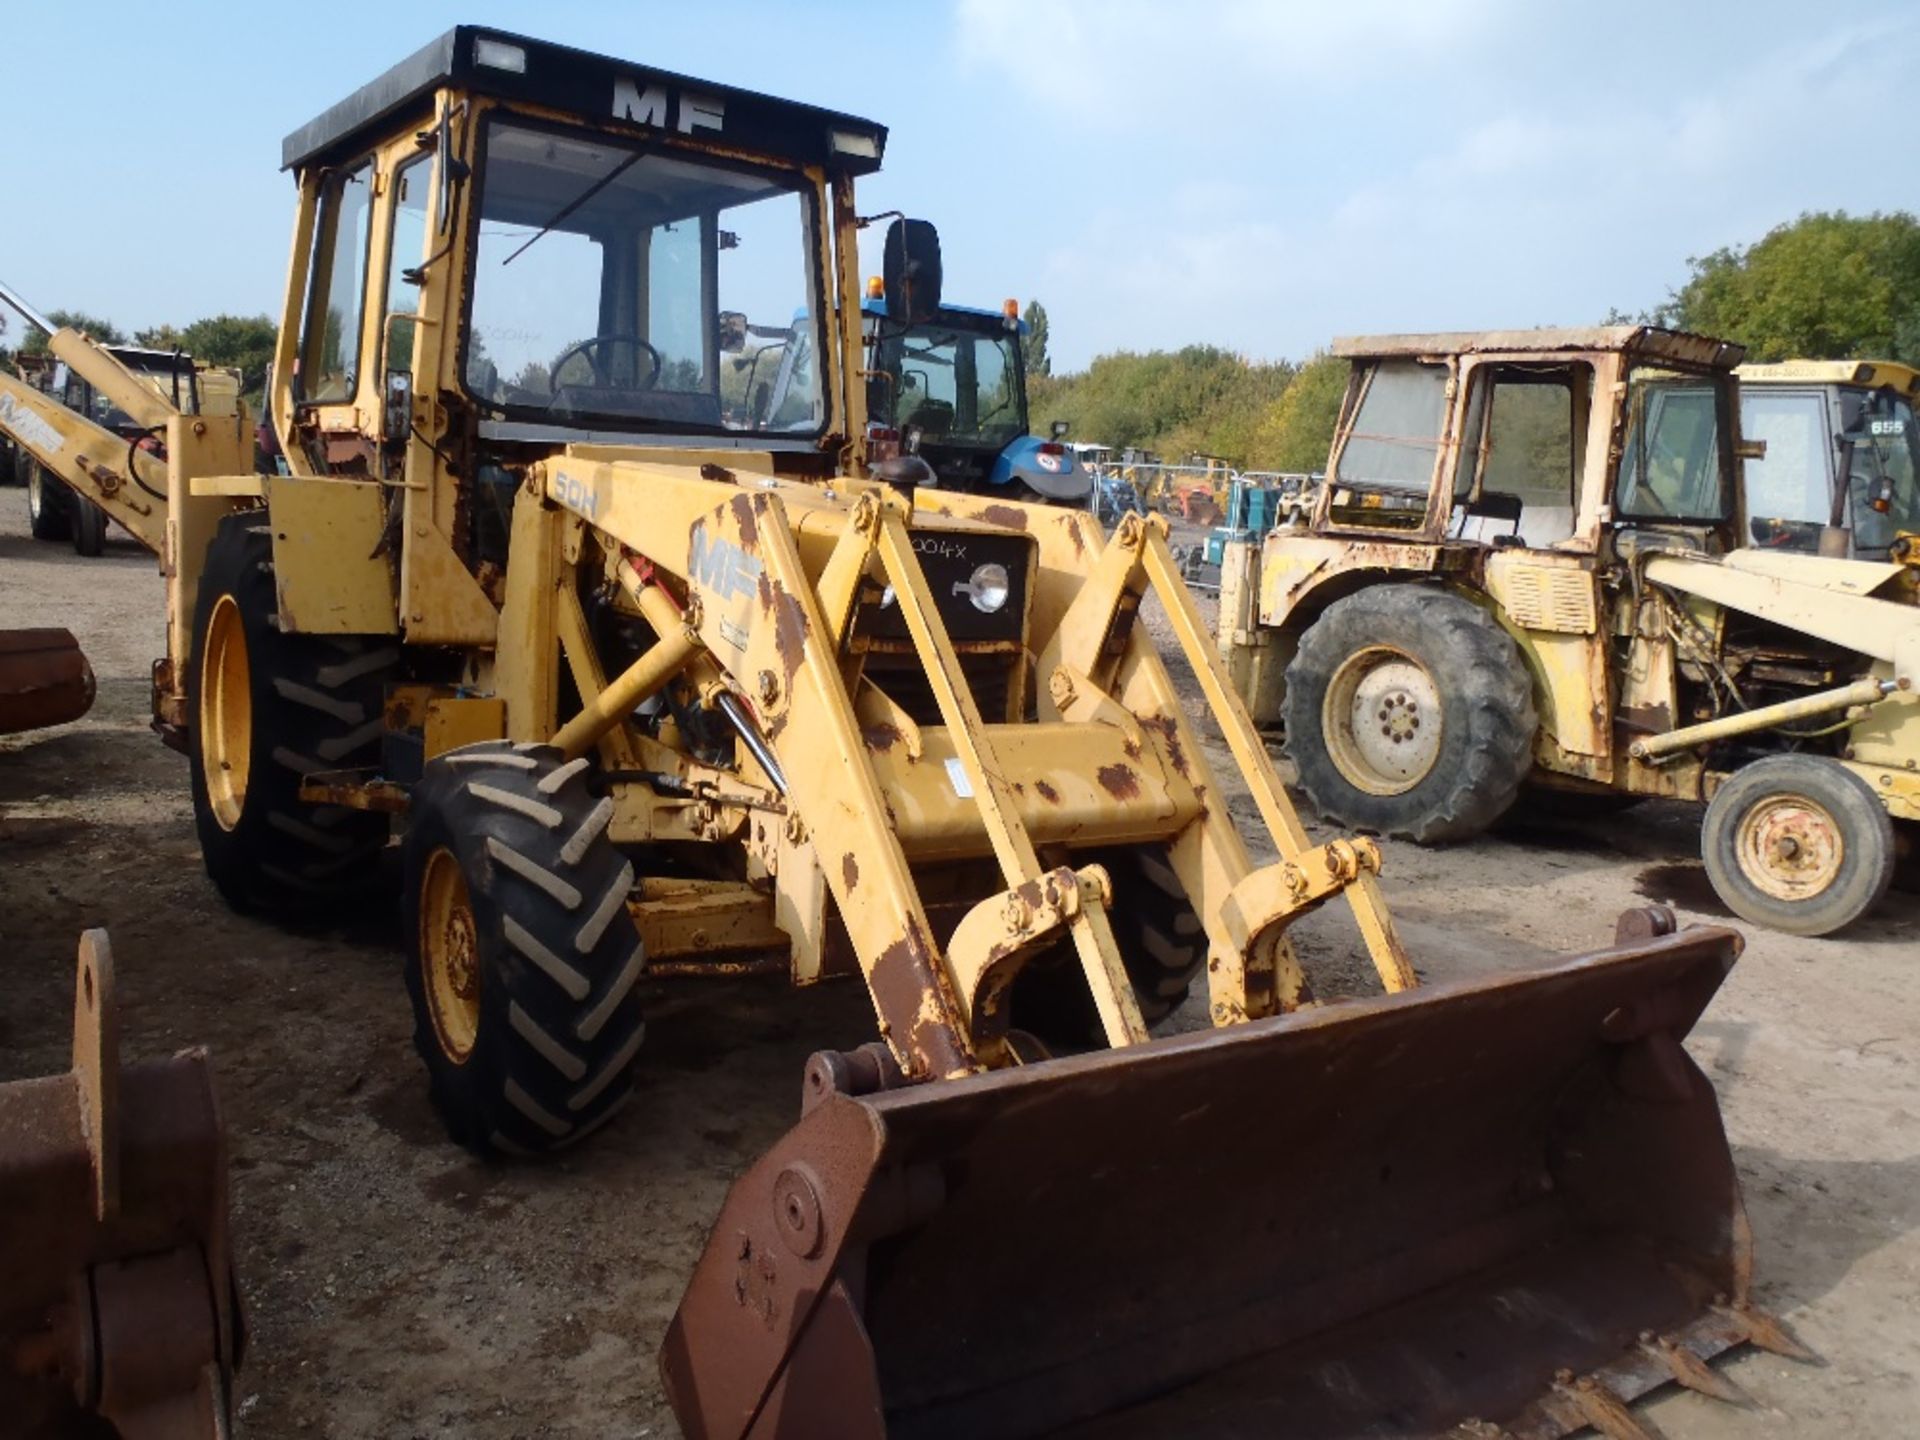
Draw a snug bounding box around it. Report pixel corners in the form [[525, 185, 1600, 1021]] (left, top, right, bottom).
[[1658, 211, 1920, 362], [1021, 300, 1051, 378], [20, 309, 124, 355], [1249, 352, 1346, 471], [1026, 344, 1292, 463], [173, 315, 279, 392]]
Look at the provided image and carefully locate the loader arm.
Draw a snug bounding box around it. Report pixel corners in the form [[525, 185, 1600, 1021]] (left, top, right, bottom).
[[1645, 550, 1920, 683], [0, 368, 170, 553]]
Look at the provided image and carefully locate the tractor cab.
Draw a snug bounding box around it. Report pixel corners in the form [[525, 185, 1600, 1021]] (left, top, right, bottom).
[[861, 292, 1084, 500], [1311, 327, 1748, 559], [1736, 360, 1920, 560]]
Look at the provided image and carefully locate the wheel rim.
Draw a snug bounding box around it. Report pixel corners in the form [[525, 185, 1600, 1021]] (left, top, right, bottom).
[[419, 847, 482, 1064], [198, 594, 253, 831], [1321, 645, 1444, 796], [1735, 792, 1844, 903]]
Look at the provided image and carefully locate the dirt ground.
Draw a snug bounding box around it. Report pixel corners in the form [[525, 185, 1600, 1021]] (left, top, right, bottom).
[[2, 498, 1917, 1439]]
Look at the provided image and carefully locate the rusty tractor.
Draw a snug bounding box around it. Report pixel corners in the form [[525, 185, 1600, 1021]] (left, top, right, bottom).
[[1221, 328, 1919, 937], [6, 31, 1808, 1436]]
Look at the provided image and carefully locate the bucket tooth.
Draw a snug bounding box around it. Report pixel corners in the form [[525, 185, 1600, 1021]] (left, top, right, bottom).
[[1713, 1301, 1817, 1363], [1639, 1333, 1751, 1405], [1551, 1371, 1665, 1440]]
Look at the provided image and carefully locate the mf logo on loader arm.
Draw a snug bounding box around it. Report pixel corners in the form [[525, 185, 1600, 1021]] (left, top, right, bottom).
[[690, 524, 763, 652]]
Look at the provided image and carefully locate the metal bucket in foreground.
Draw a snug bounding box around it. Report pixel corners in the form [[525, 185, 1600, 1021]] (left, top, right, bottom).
[[0, 931, 241, 1438], [663, 912, 1807, 1439], [0, 627, 96, 733]]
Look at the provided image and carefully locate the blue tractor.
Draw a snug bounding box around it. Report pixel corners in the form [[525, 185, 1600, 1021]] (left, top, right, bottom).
[[863, 293, 1087, 502]]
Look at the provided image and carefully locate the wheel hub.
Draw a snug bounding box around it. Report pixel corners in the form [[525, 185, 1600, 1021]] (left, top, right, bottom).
[[420, 847, 482, 1064], [1323, 647, 1444, 796], [1736, 794, 1844, 902], [198, 594, 253, 831]]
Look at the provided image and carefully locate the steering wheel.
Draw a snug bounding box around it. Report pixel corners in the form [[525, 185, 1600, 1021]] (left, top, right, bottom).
[[547, 335, 664, 394]]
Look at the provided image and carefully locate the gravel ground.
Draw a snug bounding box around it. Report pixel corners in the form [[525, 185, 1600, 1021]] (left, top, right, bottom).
[[1, 497, 1916, 1438]]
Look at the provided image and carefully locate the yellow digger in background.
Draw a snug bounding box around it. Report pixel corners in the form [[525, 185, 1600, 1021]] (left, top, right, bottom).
[[2, 31, 1806, 1436]]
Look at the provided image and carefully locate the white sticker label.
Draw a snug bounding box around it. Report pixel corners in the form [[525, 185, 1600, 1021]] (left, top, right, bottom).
[[944, 757, 974, 799], [0, 392, 66, 457]]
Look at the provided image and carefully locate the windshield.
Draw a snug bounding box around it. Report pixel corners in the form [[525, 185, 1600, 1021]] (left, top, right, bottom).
[[1333, 360, 1447, 493], [1614, 371, 1731, 523], [1741, 387, 1833, 548], [464, 115, 824, 436], [867, 316, 1024, 448], [1841, 387, 1920, 556]]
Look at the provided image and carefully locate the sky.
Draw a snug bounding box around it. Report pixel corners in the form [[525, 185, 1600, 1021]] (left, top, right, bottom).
[[2, 1, 1914, 372]]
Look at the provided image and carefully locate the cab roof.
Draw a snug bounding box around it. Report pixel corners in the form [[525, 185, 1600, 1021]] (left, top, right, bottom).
[[862, 296, 1028, 335], [1737, 359, 1920, 395], [282, 26, 888, 176], [1332, 326, 1744, 370]]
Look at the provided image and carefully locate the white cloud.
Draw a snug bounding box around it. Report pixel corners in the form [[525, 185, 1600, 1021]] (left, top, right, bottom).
[[953, 0, 1510, 130], [1016, 9, 1920, 366]]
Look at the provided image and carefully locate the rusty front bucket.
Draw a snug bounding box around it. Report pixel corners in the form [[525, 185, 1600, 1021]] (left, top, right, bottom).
[[663, 917, 1803, 1439], [0, 627, 96, 734]]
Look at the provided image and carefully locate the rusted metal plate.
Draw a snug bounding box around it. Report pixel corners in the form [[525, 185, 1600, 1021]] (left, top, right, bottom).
[[664, 924, 1769, 1440], [0, 932, 240, 1438], [0, 628, 96, 734]]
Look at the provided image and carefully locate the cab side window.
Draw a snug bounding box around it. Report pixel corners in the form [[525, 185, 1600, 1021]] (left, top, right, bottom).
[[299, 159, 376, 404]]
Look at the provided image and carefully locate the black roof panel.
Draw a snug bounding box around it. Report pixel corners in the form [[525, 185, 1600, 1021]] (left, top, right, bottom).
[[281, 26, 888, 175]]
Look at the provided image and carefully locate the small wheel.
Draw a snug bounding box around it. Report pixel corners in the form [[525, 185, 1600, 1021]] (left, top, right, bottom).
[[71, 496, 107, 556], [27, 465, 71, 541], [1284, 586, 1537, 842], [188, 511, 396, 916], [403, 742, 647, 1156], [1702, 755, 1895, 936]]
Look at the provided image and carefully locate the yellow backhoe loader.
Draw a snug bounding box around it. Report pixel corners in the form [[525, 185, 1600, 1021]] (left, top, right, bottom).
[[11, 29, 1804, 1435]]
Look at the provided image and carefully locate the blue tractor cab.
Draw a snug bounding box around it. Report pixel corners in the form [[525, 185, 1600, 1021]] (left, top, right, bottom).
[[863, 294, 1086, 501]]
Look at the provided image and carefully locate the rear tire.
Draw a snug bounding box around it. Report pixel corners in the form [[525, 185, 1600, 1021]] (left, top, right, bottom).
[[71, 496, 107, 556], [27, 465, 70, 541], [1284, 587, 1537, 843], [403, 741, 648, 1156], [1702, 755, 1894, 936], [187, 511, 396, 917]]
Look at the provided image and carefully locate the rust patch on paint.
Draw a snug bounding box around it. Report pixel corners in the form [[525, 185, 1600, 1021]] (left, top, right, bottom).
[[868, 918, 969, 1079], [979, 503, 1029, 532], [842, 853, 860, 892], [1096, 763, 1141, 800], [730, 492, 761, 547], [1140, 712, 1189, 777], [863, 721, 902, 752], [1035, 779, 1061, 804], [1060, 512, 1086, 558], [771, 586, 811, 686]]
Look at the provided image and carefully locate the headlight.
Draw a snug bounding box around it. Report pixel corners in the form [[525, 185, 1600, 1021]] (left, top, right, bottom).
[[954, 562, 1010, 613]]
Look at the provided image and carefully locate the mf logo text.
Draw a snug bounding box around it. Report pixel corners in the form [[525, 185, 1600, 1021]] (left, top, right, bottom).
[[689, 525, 762, 604]]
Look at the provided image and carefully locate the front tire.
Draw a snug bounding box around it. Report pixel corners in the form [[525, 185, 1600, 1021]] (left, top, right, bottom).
[[187, 511, 396, 916], [1010, 846, 1207, 1045], [1702, 755, 1895, 936], [1284, 587, 1537, 843], [71, 496, 107, 556], [27, 465, 70, 541], [403, 742, 648, 1155]]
